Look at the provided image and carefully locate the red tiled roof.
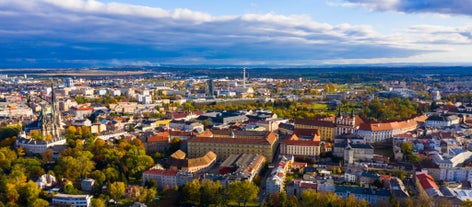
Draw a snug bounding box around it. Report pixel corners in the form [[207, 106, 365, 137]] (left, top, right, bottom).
[[282, 139, 320, 146], [148, 131, 170, 142], [417, 173, 439, 190], [143, 169, 178, 176]]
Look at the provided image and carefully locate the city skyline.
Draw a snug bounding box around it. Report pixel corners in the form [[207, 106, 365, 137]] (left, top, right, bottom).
[[2, 0, 472, 67]]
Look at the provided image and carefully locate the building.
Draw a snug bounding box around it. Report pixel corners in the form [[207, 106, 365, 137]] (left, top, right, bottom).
[[416, 172, 443, 197], [52, 193, 92, 207], [335, 186, 390, 205], [266, 155, 293, 194], [167, 150, 217, 173], [81, 179, 95, 193], [335, 110, 359, 136], [142, 169, 178, 189], [219, 153, 266, 181], [294, 119, 336, 141], [286, 180, 318, 198], [357, 115, 427, 143], [36, 174, 57, 189], [187, 130, 278, 162], [425, 114, 461, 128], [280, 130, 324, 157], [333, 142, 374, 163], [16, 86, 66, 153]]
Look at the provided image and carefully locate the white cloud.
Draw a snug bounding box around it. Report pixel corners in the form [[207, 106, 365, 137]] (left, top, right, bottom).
[[0, 0, 472, 66]]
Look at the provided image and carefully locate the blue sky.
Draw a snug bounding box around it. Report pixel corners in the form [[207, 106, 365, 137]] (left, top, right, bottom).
[[1, 0, 472, 67]]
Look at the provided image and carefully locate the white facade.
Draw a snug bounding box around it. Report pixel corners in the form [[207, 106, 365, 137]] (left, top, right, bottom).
[[52, 194, 92, 207], [142, 169, 178, 189], [16, 136, 67, 154]]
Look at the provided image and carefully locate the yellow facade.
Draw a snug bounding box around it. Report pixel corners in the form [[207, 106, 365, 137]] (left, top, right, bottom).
[[294, 123, 335, 141]]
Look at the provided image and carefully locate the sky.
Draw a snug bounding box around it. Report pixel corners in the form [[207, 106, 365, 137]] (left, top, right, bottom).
[[1, 0, 472, 68]]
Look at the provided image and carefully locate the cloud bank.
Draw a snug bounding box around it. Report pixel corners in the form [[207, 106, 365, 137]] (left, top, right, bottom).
[[345, 0, 472, 16], [0, 0, 470, 67]]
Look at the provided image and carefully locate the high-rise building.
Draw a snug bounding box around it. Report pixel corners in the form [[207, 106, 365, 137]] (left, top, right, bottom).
[[243, 67, 246, 88], [206, 79, 214, 97]]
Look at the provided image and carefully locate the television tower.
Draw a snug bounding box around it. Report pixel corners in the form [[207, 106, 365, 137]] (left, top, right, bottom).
[[243, 67, 246, 88]]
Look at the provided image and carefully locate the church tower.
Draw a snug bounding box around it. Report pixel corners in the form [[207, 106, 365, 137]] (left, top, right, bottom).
[[41, 84, 63, 139]]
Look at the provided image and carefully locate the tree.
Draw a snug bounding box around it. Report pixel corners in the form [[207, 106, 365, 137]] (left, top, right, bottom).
[[401, 142, 414, 155], [91, 198, 106, 207], [200, 180, 222, 207], [301, 189, 319, 207], [228, 181, 259, 207], [109, 182, 126, 201], [462, 199, 472, 207], [30, 198, 49, 207], [181, 179, 201, 205], [18, 180, 42, 206]]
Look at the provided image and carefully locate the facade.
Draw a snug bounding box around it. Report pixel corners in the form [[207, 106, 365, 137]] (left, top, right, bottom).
[[52, 194, 92, 207], [335, 186, 390, 205], [266, 155, 293, 195], [187, 130, 278, 162], [294, 119, 336, 141], [357, 115, 427, 143], [334, 112, 358, 136], [425, 114, 461, 128], [333, 142, 374, 163], [280, 131, 323, 157], [142, 169, 178, 189]]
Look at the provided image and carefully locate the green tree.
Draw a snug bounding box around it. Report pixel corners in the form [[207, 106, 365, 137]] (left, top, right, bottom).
[[228, 181, 259, 207], [401, 142, 414, 155], [200, 180, 222, 207]]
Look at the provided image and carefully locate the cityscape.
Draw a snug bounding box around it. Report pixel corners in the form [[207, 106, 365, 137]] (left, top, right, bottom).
[[2, 1, 472, 207]]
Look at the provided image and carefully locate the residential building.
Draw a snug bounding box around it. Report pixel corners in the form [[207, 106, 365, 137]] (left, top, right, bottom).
[[142, 169, 178, 189], [294, 118, 336, 141], [219, 153, 266, 181], [167, 150, 217, 173], [335, 186, 390, 205], [52, 194, 92, 207], [425, 114, 461, 128], [266, 155, 293, 194], [280, 130, 324, 157], [416, 172, 443, 197], [187, 130, 278, 162]]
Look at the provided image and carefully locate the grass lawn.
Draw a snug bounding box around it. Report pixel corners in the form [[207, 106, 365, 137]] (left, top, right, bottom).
[[311, 103, 328, 110]]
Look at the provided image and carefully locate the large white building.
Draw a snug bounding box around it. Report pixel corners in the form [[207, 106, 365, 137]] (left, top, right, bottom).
[[52, 194, 92, 207], [357, 115, 427, 143], [433, 149, 472, 182], [142, 169, 178, 189], [425, 114, 460, 128]]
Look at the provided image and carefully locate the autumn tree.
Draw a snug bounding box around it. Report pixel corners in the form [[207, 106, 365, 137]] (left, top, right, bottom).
[[228, 180, 259, 207], [200, 180, 222, 207], [109, 182, 126, 201], [181, 179, 201, 205]]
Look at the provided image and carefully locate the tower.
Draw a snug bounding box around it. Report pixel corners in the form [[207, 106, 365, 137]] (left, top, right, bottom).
[[41, 84, 63, 139], [206, 79, 214, 98], [243, 67, 246, 88]]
